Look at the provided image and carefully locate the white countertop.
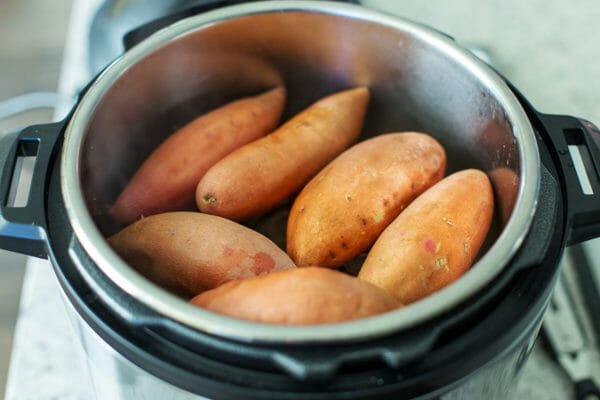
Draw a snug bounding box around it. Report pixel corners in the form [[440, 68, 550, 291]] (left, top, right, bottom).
[[5, 1, 600, 399]]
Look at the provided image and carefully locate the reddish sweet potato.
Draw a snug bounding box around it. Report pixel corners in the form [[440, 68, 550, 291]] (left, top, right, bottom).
[[110, 86, 286, 224], [196, 87, 370, 221], [358, 169, 494, 304], [107, 211, 295, 297], [489, 167, 519, 226], [287, 132, 446, 268], [190, 267, 401, 325]]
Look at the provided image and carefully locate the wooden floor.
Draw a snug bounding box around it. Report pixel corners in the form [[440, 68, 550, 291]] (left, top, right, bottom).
[[0, 0, 72, 396]]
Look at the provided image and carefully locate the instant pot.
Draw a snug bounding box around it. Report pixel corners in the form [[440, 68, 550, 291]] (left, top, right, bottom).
[[1, 2, 600, 399]]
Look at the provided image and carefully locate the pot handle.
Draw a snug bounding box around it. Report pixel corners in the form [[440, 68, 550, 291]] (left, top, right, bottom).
[[538, 114, 600, 245], [0, 121, 64, 258]]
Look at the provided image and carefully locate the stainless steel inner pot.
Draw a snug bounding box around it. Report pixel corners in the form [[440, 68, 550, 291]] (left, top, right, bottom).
[[61, 1, 539, 343]]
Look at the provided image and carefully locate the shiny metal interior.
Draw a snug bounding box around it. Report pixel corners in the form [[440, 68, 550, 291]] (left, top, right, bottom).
[[61, 1, 539, 343]]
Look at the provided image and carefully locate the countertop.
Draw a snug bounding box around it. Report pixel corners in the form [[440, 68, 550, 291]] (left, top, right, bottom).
[[5, 1, 600, 399]]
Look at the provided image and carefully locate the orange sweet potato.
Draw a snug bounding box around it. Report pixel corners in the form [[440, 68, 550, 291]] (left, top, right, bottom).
[[190, 267, 400, 325], [287, 132, 446, 268], [196, 87, 370, 221], [358, 169, 494, 304], [110, 86, 286, 224], [107, 211, 295, 297]]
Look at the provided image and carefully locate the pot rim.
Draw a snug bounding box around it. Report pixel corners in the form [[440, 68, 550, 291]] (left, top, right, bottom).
[[60, 1, 540, 344]]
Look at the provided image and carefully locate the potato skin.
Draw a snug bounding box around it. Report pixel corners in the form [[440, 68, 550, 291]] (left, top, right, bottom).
[[107, 212, 295, 297], [489, 167, 519, 226], [287, 132, 446, 268], [358, 169, 494, 304], [196, 87, 370, 221], [190, 267, 400, 325], [110, 86, 286, 225]]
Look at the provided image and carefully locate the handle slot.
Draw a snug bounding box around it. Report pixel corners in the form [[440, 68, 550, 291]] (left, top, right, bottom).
[[565, 128, 595, 195], [6, 139, 39, 208]]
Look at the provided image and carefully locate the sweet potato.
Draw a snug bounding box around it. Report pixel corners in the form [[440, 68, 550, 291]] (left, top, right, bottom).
[[287, 132, 446, 268], [110, 86, 286, 224], [190, 267, 400, 325], [107, 211, 295, 297], [196, 87, 370, 221], [358, 169, 494, 304], [489, 167, 519, 226]]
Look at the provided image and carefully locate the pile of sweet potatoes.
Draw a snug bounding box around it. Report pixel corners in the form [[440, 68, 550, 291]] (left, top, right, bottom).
[[107, 85, 495, 325]]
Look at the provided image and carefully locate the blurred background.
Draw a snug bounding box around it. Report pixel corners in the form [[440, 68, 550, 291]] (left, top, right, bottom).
[[0, 0, 72, 396]]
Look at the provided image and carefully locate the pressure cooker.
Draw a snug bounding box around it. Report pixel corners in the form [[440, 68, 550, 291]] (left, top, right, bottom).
[[1, 2, 600, 399]]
